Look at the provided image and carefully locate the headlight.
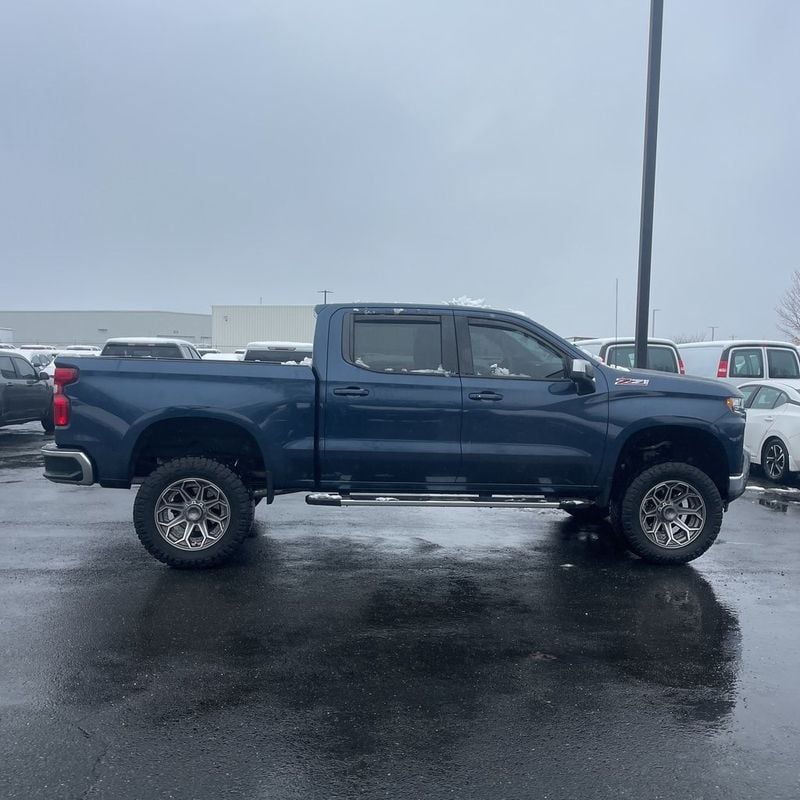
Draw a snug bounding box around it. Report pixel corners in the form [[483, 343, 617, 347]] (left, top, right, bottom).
[[726, 397, 746, 415]]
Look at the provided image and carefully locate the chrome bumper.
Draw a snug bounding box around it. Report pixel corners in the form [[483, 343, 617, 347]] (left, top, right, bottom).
[[728, 450, 751, 501], [41, 444, 95, 486]]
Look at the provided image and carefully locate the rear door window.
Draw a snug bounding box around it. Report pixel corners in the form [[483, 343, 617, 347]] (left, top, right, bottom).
[[729, 348, 764, 379], [766, 348, 800, 379], [12, 358, 36, 379], [739, 385, 760, 408], [0, 355, 16, 379], [350, 316, 448, 375]]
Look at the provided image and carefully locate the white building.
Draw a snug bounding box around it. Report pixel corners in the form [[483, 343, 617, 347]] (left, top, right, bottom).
[[0, 310, 212, 348], [212, 305, 316, 352]]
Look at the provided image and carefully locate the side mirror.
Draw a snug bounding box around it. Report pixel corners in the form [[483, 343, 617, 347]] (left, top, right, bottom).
[[568, 358, 595, 392], [37, 370, 50, 381]]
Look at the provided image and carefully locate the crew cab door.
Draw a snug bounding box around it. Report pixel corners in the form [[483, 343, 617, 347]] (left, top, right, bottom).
[[320, 309, 462, 490], [10, 356, 45, 419], [456, 314, 608, 492], [0, 355, 22, 422]]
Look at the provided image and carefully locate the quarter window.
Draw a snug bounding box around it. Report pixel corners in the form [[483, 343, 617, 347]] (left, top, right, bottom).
[[468, 323, 565, 379], [351, 317, 447, 375], [0, 355, 15, 379], [767, 348, 800, 379], [729, 348, 764, 379]]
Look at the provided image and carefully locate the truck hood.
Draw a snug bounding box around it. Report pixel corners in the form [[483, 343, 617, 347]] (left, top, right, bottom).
[[600, 366, 740, 399]]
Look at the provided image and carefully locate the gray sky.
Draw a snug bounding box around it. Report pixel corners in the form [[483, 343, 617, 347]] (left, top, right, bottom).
[[1, 0, 798, 340]]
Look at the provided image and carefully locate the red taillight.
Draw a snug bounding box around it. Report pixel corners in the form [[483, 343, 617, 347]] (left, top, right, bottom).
[[717, 360, 728, 378], [53, 367, 79, 427], [678, 358, 685, 375]]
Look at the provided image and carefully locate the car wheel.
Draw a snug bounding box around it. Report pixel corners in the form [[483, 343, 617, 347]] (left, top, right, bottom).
[[133, 457, 254, 568], [610, 462, 723, 565], [563, 506, 609, 523], [762, 438, 790, 483], [41, 405, 55, 434]]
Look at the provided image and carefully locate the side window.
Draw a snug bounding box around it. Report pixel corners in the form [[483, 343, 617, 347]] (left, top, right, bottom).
[[739, 385, 760, 408], [605, 345, 635, 369], [13, 358, 36, 379], [0, 355, 16, 379], [351, 317, 447, 375], [468, 322, 565, 380], [751, 386, 783, 410], [767, 348, 800, 379], [729, 348, 764, 379], [773, 391, 789, 409]]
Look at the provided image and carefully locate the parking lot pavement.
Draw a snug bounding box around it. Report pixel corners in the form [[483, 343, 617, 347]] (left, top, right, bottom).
[[1, 424, 799, 800]]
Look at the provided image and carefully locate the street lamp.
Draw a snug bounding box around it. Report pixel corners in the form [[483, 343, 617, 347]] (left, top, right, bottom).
[[318, 289, 333, 304], [651, 308, 661, 337]]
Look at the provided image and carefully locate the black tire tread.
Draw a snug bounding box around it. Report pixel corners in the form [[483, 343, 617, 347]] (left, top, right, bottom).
[[613, 461, 723, 565], [133, 456, 253, 568]]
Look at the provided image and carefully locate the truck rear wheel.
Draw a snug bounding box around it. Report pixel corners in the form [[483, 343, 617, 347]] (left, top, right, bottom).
[[133, 457, 254, 568], [611, 462, 723, 565]]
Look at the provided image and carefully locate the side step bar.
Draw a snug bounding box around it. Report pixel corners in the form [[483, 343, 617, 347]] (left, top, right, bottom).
[[306, 492, 591, 509]]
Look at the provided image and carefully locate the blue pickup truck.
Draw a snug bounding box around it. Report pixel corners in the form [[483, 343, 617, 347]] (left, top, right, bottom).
[[42, 303, 748, 568]]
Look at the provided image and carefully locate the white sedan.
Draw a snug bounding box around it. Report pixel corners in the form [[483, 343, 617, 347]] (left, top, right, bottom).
[[739, 381, 800, 483]]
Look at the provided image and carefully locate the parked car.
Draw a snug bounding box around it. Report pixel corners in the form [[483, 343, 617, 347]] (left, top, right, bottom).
[[737, 380, 800, 483], [196, 348, 220, 357], [243, 341, 313, 364], [0, 352, 54, 432], [678, 340, 800, 385], [43, 303, 748, 569], [100, 338, 202, 359], [577, 337, 684, 374], [61, 345, 101, 355]]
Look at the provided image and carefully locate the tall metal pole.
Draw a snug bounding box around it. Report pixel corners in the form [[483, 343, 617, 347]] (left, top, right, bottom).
[[318, 289, 333, 304], [614, 278, 619, 340], [651, 307, 660, 336], [634, 0, 664, 369]]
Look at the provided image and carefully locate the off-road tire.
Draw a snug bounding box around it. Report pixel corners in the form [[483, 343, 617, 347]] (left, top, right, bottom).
[[133, 457, 254, 568], [563, 506, 609, 523], [762, 437, 790, 484], [610, 462, 723, 565]]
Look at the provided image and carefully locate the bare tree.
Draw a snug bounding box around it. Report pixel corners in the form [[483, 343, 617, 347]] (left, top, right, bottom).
[[777, 270, 800, 343], [673, 332, 707, 344]]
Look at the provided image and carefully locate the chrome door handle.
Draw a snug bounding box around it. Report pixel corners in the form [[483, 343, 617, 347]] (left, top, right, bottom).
[[468, 391, 503, 401], [763, 416, 774, 422]]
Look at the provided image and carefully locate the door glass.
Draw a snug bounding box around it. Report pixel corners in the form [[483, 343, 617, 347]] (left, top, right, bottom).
[[0, 355, 15, 379], [468, 323, 565, 379], [751, 386, 782, 410], [739, 385, 760, 408], [605, 344, 678, 372], [767, 348, 800, 379], [729, 348, 764, 378], [12, 358, 36, 379], [352, 318, 446, 375]]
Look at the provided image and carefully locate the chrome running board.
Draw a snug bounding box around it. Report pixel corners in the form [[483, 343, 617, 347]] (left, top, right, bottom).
[[306, 492, 590, 509]]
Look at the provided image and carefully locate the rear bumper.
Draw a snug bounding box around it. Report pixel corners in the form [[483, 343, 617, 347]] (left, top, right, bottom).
[[727, 449, 750, 502], [41, 444, 95, 486]]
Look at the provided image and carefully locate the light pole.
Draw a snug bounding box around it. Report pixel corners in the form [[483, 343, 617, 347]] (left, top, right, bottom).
[[318, 289, 333, 304], [709, 325, 718, 340], [651, 308, 661, 337]]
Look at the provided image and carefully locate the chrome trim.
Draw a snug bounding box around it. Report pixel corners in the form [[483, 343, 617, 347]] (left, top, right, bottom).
[[306, 492, 571, 509], [727, 450, 751, 500], [41, 445, 95, 486]]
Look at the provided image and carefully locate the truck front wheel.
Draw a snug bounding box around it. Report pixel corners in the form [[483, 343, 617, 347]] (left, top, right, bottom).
[[133, 457, 254, 568], [611, 462, 723, 565]]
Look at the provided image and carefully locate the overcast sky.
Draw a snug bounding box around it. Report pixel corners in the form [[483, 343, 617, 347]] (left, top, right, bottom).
[[1, 0, 798, 340]]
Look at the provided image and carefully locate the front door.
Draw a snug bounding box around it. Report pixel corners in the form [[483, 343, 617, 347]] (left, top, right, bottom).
[[321, 309, 462, 491], [456, 315, 608, 492], [10, 356, 45, 419]]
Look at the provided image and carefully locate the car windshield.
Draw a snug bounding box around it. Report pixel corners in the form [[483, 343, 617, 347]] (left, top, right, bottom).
[[606, 344, 679, 373]]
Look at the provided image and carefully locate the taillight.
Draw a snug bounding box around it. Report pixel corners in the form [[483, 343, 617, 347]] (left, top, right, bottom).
[[678, 358, 685, 375], [717, 360, 728, 378], [53, 367, 79, 427]]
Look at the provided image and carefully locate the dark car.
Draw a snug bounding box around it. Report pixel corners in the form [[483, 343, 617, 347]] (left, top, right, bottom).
[[0, 352, 53, 432]]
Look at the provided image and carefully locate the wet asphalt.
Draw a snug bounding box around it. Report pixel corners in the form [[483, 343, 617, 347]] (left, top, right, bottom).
[[1, 424, 799, 800]]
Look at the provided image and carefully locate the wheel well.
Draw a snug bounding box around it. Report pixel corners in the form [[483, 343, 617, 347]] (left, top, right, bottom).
[[131, 418, 267, 488], [611, 426, 729, 501]]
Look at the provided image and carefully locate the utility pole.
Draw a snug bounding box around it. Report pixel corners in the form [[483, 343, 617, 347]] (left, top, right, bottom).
[[651, 308, 660, 337], [318, 289, 333, 304], [709, 325, 717, 340], [634, 0, 664, 369], [614, 278, 619, 340]]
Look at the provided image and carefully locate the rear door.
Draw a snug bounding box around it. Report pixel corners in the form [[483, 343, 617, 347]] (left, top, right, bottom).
[[321, 309, 462, 490], [0, 355, 21, 421], [11, 356, 45, 419], [457, 314, 608, 491]]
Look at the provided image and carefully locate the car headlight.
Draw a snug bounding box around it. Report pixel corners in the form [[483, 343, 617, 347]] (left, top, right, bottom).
[[726, 397, 746, 416]]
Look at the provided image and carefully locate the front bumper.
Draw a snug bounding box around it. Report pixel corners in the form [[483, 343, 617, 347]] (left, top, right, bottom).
[[727, 449, 751, 502], [41, 444, 95, 486]]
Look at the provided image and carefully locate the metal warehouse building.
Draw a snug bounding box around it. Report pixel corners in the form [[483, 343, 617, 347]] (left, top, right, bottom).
[[212, 305, 316, 351], [0, 310, 212, 348]]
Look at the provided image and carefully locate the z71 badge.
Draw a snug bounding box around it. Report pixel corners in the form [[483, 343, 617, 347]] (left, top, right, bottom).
[[615, 377, 650, 386]]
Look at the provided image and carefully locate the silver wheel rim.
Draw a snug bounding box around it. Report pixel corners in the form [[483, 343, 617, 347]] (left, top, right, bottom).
[[154, 478, 231, 551], [639, 480, 706, 549], [765, 443, 786, 480]]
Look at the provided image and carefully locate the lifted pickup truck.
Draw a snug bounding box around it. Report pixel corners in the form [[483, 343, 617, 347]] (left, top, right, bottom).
[[42, 303, 748, 568]]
